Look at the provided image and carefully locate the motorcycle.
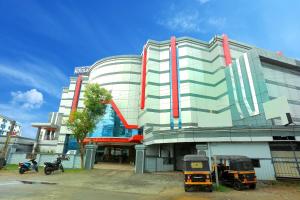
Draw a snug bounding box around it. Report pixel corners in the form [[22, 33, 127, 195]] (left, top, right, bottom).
[[0, 157, 6, 169], [44, 156, 67, 175], [19, 159, 38, 174]]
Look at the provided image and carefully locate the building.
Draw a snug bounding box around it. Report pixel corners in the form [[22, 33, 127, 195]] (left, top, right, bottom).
[[0, 114, 22, 136], [31, 112, 62, 153], [0, 115, 34, 159], [0, 135, 34, 154], [32, 35, 300, 180]]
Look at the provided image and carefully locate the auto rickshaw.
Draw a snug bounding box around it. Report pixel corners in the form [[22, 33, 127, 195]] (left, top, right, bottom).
[[214, 155, 257, 190], [183, 154, 213, 192]]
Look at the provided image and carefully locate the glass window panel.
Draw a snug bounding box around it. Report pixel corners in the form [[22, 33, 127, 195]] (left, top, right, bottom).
[[89, 104, 138, 138], [67, 137, 79, 151]]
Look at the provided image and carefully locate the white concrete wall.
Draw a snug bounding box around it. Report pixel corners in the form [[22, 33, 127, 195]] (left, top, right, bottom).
[[0, 136, 34, 153], [89, 56, 141, 126], [7, 153, 82, 168], [38, 140, 58, 153], [55, 76, 89, 154], [210, 142, 275, 180], [145, 157, 174, 172]]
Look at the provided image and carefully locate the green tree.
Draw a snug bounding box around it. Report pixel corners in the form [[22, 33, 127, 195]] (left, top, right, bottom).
[[66, 83, 112, 168]]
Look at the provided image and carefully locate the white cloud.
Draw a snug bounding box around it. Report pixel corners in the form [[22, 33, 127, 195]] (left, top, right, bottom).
[[207, 17, 226, 28], [11, 89, 44, 109], [158, 9, 226, 33], [0, 57, 67, 98], [158, 11, 204, 33], [196, 0, 210, 4], [0, 56, 65, 138], [0, 88, 46, 138], [0, 103, 45, 138]]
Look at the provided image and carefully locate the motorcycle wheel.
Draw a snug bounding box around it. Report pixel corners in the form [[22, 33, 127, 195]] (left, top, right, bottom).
[[44, 167, 52, 175], [19, 168, 25, 174], [249, 184, 256, 190], [184, 185, 190, 192], [233, 181, 243, 191], [207, 185, 213, 192]]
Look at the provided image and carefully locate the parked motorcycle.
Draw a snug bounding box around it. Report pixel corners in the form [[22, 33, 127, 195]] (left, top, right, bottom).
[[0, 157, 6, 169], [19, 159, 38, 174], [44, 156, 67, 175]]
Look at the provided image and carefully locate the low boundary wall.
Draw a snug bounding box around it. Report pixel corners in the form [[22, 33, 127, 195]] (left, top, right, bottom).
[[7, 152, 82, 168]]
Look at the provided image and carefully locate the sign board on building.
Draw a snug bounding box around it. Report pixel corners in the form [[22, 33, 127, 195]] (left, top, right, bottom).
[[74, 66, 90, 75]]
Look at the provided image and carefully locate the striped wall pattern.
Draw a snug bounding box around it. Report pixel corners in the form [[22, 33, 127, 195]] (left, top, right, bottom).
[[139, 36, 252, 133], [89, 56, 141, 127], [224, 49, 274, 127], [55, 76, 89, 153], [50, 35, 300, 153], [261, 61, 300, 124]]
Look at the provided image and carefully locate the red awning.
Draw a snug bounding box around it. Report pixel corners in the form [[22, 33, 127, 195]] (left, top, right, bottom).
[[83, 135, 143, 144]]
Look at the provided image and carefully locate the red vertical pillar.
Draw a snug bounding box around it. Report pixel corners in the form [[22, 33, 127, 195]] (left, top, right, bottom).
[[71, 75, 83, 114], [222, 34, 232, 66], [140, 46, 147, 109], [171, 36, 179, 118]]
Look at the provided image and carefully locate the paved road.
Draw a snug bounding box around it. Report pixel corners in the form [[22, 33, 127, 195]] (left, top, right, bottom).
[[0, 168, 183, 200], [0, 181, 156, 200], [0, 166, 299, 200]]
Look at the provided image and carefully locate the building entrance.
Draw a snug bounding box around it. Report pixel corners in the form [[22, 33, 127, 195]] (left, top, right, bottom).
[[95, 145, 135, 164], [174, 143, 197, 171]]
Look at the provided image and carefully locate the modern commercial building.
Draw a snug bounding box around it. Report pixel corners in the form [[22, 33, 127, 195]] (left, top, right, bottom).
[[32, 35, 300, 180], [0, 114, 22, 136]]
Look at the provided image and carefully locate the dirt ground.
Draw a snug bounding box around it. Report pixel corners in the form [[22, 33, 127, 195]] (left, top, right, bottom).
[[0, 164, 299, 200]]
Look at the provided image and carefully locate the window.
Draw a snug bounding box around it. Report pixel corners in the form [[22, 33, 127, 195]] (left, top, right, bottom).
[[191, 162, 203, 169], [251, 159, 260, 168], [45, 130, 51, 140], [273, 136, 295, 141], [230, 161, 254, 170], [66, 135, 79, 152], [89, 104, 138, 138], [51, 131, 55, 140]]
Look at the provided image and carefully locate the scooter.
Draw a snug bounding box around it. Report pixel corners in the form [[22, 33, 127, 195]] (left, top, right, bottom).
[[44, 156, 66, 175], [19, 159, 38, 174]]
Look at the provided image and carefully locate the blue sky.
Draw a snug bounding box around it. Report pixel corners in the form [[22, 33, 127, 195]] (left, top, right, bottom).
[[0, 0, 299, 138]]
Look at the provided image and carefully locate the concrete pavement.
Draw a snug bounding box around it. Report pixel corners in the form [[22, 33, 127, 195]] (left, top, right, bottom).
[[0, 165, 299, 200]]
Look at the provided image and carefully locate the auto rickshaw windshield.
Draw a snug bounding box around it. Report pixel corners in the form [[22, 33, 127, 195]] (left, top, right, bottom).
[[230, 160, 254, 171], [185, 161, 210, 171]]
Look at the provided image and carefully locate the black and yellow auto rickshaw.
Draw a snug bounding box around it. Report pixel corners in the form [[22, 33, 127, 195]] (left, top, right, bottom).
[[183, 154, 213, 192], [214, 155, 257, 190]]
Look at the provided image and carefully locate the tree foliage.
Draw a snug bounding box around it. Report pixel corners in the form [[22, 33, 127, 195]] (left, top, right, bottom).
[[66, 83, 112, 168]]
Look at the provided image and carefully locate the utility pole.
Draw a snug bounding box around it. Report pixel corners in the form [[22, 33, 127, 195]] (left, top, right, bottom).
[[0, 121, 16, 168], [214, 155, 219, 188], [31, 127, 41, 155]]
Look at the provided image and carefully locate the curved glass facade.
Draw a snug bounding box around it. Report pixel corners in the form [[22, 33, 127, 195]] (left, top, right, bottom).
[[66, 137, 79, 151], [89, 105, 138, 138]]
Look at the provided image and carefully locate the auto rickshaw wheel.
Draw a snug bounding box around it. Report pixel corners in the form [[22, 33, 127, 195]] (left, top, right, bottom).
[[249, 184, 256, 189], [207, 186, 213, 192], [233, 181, 243, 191], [184, 185, 190, 192]]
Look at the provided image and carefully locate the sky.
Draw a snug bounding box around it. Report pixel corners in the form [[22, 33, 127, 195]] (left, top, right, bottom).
[[0, 0, 299, 138]]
